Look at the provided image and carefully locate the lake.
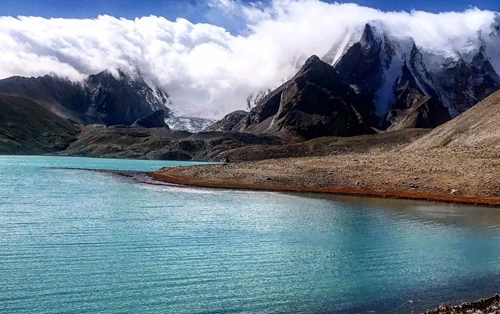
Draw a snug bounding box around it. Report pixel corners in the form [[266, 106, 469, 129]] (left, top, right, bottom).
[[0, 156, 498, 313]]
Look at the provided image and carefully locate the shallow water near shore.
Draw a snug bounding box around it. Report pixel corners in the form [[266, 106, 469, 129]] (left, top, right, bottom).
[[0, 156, 499, 313]]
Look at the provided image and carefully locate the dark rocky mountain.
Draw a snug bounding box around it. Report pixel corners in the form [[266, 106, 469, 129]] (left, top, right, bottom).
[[217, 55, 373, 140], [132, 109, 169, 128], [206, 110, 247, 132], [326, 23, 454, 129], [84, 70, 171, 126], [405, 90, 500, 151], [323, 21, 500, 126], [428, 44, 500, 116], [61, 125, 283, 161], [385, 62, 451, 130], [333, 23, 391, 100], [218, 20, 499, 138], [0, 70, 172, 126], [0, 75, 91, 123], [0, 93, 79, 154]]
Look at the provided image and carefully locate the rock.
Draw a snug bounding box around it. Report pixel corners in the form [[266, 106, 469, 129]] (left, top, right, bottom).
[[334, 24, 387, 99], [424, 294, 500, 314], [0, 70, 172, 126], [431, 44, 500, 116], [132, 110, 169, 128], [84, 70, 171, 126], [239, 55, 373, 140], [205, 110, 248, 132], [325, 22, 500, 129], [385, 62, 451, 130]]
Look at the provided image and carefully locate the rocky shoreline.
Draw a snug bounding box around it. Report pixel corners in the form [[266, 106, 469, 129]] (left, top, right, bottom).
[[150, 149, 500, 207], [424, 294, 500, 314]]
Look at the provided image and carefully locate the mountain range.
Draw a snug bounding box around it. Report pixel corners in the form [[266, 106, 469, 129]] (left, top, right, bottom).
[[0, 70, 171, 126], [0, 19, 499, 158], [211, 20, 500, 139]]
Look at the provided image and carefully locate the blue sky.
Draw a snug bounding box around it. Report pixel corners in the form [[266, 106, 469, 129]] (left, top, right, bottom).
[[1, 0, 499, 22], [1, 0, 499, 35]]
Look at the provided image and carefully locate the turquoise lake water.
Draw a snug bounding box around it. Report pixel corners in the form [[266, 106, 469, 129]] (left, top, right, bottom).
[[0, 156, 499, 313]]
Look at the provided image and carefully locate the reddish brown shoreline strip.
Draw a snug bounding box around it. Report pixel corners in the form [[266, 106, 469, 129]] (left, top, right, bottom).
[[149, 172, 500, 207]]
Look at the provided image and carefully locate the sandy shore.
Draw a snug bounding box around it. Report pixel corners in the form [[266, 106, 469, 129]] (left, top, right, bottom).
[[151, 149, 500, 206]]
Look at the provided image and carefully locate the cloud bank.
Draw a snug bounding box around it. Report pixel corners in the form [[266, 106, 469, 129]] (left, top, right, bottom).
[[0, 0, 498, 117]]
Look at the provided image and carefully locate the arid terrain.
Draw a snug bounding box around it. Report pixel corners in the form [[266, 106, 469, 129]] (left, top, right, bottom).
[[152, 91, 500, 206], [152, 148, 499, 206]]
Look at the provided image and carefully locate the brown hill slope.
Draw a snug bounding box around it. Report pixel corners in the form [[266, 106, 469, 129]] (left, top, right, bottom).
[[152, 92, 500, 205], [405, 90, 500, 151], [0, 93, 79, 154]]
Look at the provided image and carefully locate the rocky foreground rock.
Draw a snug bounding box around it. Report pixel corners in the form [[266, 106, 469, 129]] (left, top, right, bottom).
[[423, 294, 500, 314]]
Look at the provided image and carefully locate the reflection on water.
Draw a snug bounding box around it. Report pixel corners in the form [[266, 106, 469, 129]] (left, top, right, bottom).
[[0, 156, 499, 314], [297, 193, 500, 229]]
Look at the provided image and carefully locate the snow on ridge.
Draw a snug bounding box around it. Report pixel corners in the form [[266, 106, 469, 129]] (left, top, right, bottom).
[[320, 17, 500, 120], [374, 55, 403, 117], [166, 116, 216, 133], [483, 31, 500, 76]]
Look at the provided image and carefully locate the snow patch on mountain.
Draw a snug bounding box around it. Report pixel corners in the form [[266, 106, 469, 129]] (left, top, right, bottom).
[[323, 18, 500, 120], [483, 22, 500, 75], [374, 55, 403, 116], [166, 116, 216, 133], [142, 76, 173, 111], [323, 25, 366, 66]]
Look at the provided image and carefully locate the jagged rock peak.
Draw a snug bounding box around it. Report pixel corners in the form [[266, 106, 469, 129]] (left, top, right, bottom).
[[233, 54, 373, 140], [293, 55, 345, 91], [302, 55, 323, 67], [360, 23, 378, 48], [323, 21, 394, 67]]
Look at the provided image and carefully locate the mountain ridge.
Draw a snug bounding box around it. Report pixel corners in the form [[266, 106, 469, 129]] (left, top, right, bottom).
[[0, 70, 172, 126], [0, 93, 79, 154], [228, 55, 373, 140], [404, 90, 500, 150], [323, 20, 500, 120], [212, 19, 499, 137]]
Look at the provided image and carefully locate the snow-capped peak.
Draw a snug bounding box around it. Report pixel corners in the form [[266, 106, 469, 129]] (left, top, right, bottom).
[[321, 19, 500, 120]]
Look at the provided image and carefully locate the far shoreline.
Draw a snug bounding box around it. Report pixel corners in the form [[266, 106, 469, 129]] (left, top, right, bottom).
[[53, 165, 499, 207], [148, 171, 500, 207], [57, 166, 500, 207]]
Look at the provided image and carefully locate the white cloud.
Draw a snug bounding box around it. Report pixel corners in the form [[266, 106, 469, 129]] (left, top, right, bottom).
[[0, 1, 498, 117]]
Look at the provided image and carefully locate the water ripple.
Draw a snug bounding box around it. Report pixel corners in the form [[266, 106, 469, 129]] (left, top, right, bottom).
[[0, 156, 499, 313]]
